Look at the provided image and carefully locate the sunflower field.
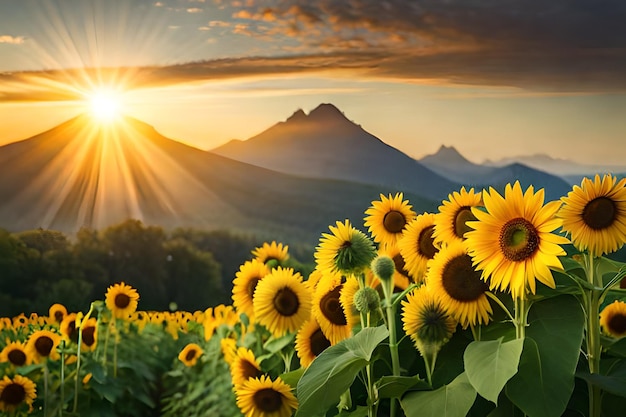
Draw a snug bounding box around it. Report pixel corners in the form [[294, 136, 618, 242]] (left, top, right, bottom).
[[1, 174, 626, 417]]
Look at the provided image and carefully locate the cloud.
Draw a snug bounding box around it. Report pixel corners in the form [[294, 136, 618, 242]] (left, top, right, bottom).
[[0, 35, 25, 45], [186, 8, 203, 13]]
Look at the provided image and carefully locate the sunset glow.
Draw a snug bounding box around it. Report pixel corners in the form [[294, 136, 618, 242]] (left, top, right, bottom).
[[88, 90, 123, 122]]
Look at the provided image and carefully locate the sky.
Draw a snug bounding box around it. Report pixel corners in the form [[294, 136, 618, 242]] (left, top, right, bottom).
[[1, 0, 625, 165]]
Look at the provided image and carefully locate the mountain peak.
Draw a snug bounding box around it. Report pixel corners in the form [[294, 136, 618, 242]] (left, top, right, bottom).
[[423, 145, 470, 165], [307, 103, 349, 122], [286, 108, 307, 123]]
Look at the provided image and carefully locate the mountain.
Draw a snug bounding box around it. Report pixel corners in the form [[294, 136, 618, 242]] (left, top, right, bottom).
[[484, 154, 626, 183], [0, 114, 437, 244], [419, 145, 573, 201], [211, 103, 458, 201]]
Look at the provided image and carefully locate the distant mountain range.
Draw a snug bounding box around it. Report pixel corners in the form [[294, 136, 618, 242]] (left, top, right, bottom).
[[0, 114, 435, 244], [1, 103, 611, 243]]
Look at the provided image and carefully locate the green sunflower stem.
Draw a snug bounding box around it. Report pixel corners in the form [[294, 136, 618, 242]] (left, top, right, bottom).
[[513, 296, 529, 340], [584, 254, 602, 417], [381, 279, 401, 417], [60, 340, 65, 417]]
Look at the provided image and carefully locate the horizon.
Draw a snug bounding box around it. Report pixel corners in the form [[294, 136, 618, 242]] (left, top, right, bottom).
[[1, 0, 625, 165]]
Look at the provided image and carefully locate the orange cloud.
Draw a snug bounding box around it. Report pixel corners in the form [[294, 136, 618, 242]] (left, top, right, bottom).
[[0, 35, 25, 45]]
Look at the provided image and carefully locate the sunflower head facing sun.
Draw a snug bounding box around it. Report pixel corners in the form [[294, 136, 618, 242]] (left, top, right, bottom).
[[105, 282, 140, 319], [465, 181, 570, 299], [559, 174, 626, 257], [235, 375, 298, 417], [0, 375, 37, 413], [364, 193, 416, 247], [434, 186, 483, 246], [315, 220, 376, 275]]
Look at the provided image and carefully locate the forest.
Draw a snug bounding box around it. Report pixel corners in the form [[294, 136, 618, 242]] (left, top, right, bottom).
[[0, 219, 314, 317]]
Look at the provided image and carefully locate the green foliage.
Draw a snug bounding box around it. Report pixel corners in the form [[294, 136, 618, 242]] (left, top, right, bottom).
[[401, 372, 477, 417], [464, 338, 524, 404], [295, 326, 389, 417], [505, 295, 585, 417]]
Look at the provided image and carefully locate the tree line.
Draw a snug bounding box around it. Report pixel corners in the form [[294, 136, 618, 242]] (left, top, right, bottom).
[[0, 219, 314, 317]]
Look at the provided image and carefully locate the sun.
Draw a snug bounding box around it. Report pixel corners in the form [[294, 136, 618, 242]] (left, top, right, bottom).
[[87, 89, 124, 121]]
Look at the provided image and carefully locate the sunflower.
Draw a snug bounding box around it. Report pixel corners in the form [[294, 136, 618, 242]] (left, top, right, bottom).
[[295, 317, 331, 368], [235, 375, 298, 417], [252, 241, 289, 266], [425, 240, 492, 329], [60, 313, 79, 344], [0, 341, 31, 367], [0, 375, 37, 413], [338, 275, 362, 325], [221, 337, 238, 365], [364, 193, 416, 247], [178, 343, 204, 367], [233, 259, 271, 320], [26, 329, 61, 362], [312, 272, 352, 345], [600, 300, 626, 338], [315, 220, 376, 275], [105, 282, 140, 318], [559, 174, 626, 257], [401, 286, 457, 357], [230, 347, 263, 386], [398, 213, 439, 283], [80, 318, 98, 351], [253, 267, 312, 337], [305, 269, 323, 291], [465, 181, 569, 300], [48, 303, 68, 324], [434, 187, 483, 246]]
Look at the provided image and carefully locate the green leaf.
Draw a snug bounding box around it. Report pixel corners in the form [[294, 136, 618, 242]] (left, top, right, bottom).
[[279, 367, 305, 391], [295, 325, 389, 417], [375, 375, 430, 399], [505, 295, 584, 417], [603, 336, 626, 358], [464, 338, 524, 404], [577, 359, 626, 398], [400, 372, 477, 417], [263, 332, 295, 353], [337, 405, 369, 417]]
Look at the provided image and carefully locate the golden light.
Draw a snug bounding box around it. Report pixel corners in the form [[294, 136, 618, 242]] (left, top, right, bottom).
[[87, 89, 124, 121]]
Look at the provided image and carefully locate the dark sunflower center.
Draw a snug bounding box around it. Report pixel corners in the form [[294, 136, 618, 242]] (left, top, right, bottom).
[[499, 218, 539, 261], [247, 277, 260, 299], [417, 303, 451, 344], [273, 287, 300, 316], [320, 286, 347, 326], [0, 382, 25, 405], [67, 321, 79, 344], [418, 225, 438, 259], [8, 349, 27, 366], [54, 311, 65, 323], [253, 388, 283, 412], [115, 293, 131, 309], [441, 255, 488, 302], [583, 197, 616, 230], [383, 210, 406, 233], [82, 326, 96, 347], [454, 207, 476, 239], [607, 313, 626, 335], [185, 349, 198, 361], [241, 359, 262, 380], [35, 336, 54, 356], [392, 254, 411, 279], [310, 328, 331, 356]]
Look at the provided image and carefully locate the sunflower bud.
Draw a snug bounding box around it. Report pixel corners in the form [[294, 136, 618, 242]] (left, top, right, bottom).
[[334, 229, 376, 274], [371, 255, 395, 282], [353, 287, 381, 314]]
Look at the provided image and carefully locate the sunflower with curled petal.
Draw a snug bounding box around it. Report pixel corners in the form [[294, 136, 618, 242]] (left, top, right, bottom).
[[600, 300, 626, 338], [315, 220, 376, 275], [425, 240, 492, 329], [0, 374, 37, 413], [178, 343, 204, 367], [364, 193, 416, 247], [230, 347, 263, 387], [252, 241, 289, 266], [295, 317, 331, 368], [559, 174, 626, 257], [401, 286, 457, 358], [434, 187, 483, 246], [80, 317, 98, 351], [48, 303, 67, 325], [235, 375, 298, 417], [60, 313, 79, 344], [233, 259, 271, 321], [379, 244, 413, 289], [312, 272, 352, 345], [105, 282, 139, 319], [26, 329, 61, 363], [465, 181, 569, 300], [398, 213, 439, 283], [0, 341, 31, 367], [253, 267, 312, 337]]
